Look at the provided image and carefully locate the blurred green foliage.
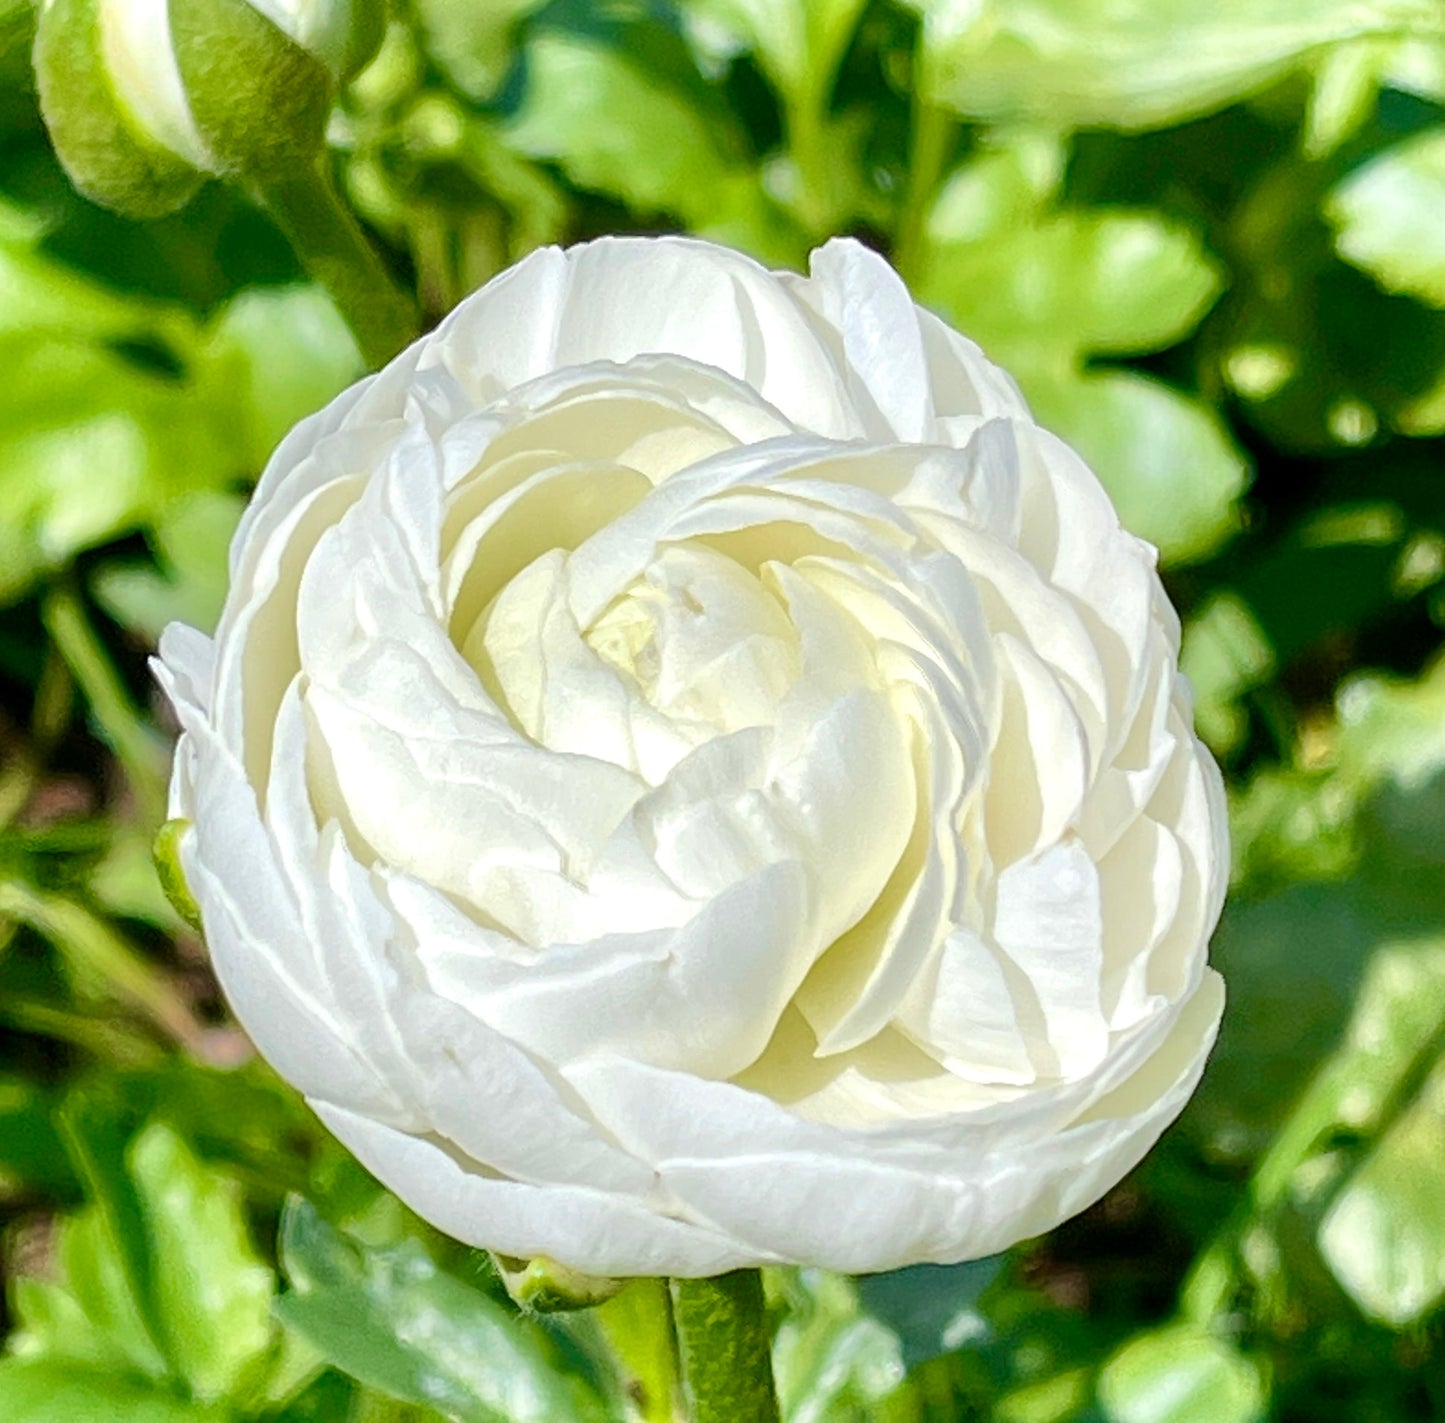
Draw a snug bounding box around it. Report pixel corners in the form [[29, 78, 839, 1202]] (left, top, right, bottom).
[[2, 0, 1445, 1419]]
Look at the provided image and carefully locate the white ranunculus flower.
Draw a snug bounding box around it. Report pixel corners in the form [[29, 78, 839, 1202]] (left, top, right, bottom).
[[156, 236, 1227, 1278]]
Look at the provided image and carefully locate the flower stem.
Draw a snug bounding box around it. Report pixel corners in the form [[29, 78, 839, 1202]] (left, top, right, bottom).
[[252, 156, 420, 370], [669, 1270, 779, 1423], [893, 97, 956, 290], [784, 87, 834, 238], [594, 1278, 682, 1423]]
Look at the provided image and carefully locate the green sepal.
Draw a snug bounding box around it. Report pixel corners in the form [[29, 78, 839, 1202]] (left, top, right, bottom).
[[152, 819, 203, 934], [33, 0, 203, 219], [170, 0, 332, 181], [491, 1252, 626, 1313]]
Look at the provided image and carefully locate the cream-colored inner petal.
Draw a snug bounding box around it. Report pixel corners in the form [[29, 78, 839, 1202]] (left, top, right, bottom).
[[264, 361, 1204, 1109]]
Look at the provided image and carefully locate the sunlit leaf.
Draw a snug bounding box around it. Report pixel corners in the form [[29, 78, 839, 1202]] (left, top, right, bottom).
[[1024, 368, 1247, 566], [928, 211, 1224, 359], [127, 1123, 276, 1403], [0, 334, 232, 604], [0, 238, 190, 345], [1319, 1057, 1445, 1327], [506, 32, 748, 229], [1330, 126, 1445, 308], [0, 1360, 233, 1423], [926, 131, 1065, 247], [53, 1091, 170, 1379], [412, 0, 541, 101], [921, 207, 1241, 563], [1098, 1326, 1265, 1423], [196, 285, 363, 470], [907, 0, 1445, 131], [1335, 652, 1445, 796], [10, 1214, 160, 1377]]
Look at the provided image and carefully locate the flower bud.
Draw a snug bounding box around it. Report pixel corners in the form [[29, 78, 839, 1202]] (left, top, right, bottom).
[[153, 817, 202, 931], [34, 0, 384, 218], [492, 1253, 626, 1313]]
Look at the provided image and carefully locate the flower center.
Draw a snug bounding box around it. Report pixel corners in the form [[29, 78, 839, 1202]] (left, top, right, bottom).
[[584, 545, 800, 746]]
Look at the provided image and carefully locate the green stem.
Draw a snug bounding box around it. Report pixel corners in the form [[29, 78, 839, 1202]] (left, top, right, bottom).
[[253, 157, 420, 370], [783, 86, 834, 238], [41, 583, 167, 829], [894, 97, 956, 290], [669, 1271, 779, 1423], [594, 1278, 681, 1423]]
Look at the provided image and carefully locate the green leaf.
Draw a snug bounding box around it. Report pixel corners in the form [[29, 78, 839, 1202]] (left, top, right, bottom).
[[275, 1198, 610, 1423], [0, 333, 232, 604], [926, 131, 1065, 248], [1329, 126, 1445, 308], [919, 207, 1240, 564], [0, 237, 191, 345], [907, 0, 1445, 132], [10, 1209, 167, 1377], [196, 285, 363, 470], [1329, 941, 1445, 1135], [1318, 1057, 1445, 1326], [1194, 655, 1445, 1155], [1227, 766, 1357, 890], [91, 491, 245, 642], [54, 1090, 170, 1380], [1023, 369, 1247, 566], [506, 31, 757, 233], [9, 1273, 135, 1373], [768, 1269, 906, 1422], [928, 211, 1224, 360], [1304, 38, 1390, 160], [127, 1122, 277, 1402], [590, 1280, 679, 1423], [1098, 1326, 1265, 1423], [1335, 653, 1445, 799], [996, 1368, 1091, 1423], [412, 0, 541, 101], [1180, 593, 1275, 760], [0, 1360, 232, 1423], [1302, 936, 1445, 1328], [1217, 149, 1445, 447]]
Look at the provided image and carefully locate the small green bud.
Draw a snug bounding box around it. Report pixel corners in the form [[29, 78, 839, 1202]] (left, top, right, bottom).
[[34, 0, 203, 218], [168, 0, 332, 181], [492, 1252, 626, 1313], [33, 0, 386, 217], [153, 817, 203, 932]]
